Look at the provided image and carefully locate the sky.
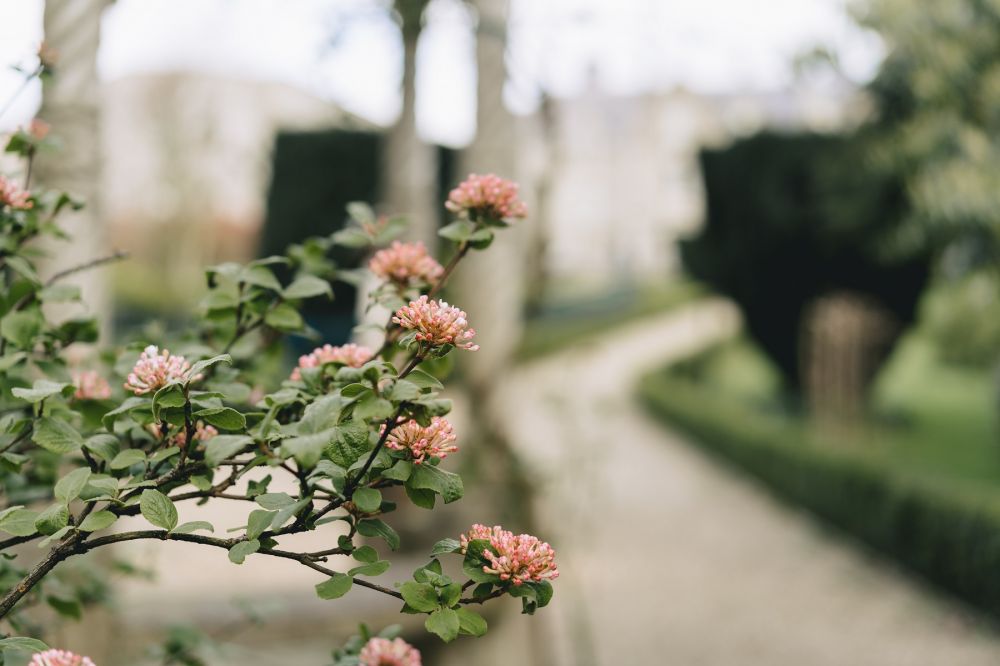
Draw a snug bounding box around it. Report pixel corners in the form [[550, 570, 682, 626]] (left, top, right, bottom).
[[0, 0, 882, 145]]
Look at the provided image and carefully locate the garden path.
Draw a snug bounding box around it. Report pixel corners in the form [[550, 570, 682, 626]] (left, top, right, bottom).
[[445, 299, 1000, 666]]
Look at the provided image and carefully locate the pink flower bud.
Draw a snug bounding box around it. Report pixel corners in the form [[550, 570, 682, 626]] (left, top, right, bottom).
[[30, 649, 96, 666], [123, 345, 197, 395], [0, 175, 32, 210], [72, 370, 111, 400], [359, 637, 421, 666], [290, 343, 373, 381], [368, 241, 444, 286], [445, 173, 527, 222], [460, 523, 559, 586], [392, 296, 479, 351], [384, 417, 458, 464]]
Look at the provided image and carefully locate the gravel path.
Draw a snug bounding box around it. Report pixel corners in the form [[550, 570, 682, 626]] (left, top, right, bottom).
[[450, 301, 1000, 666]]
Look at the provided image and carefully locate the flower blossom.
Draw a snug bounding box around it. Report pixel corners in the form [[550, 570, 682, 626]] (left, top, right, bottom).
[[369, 241, 444, 286], [290, 343, 372, 381], [445, 173, 527, 222], [29, 119, 50, 141], [385, 417, 458, 464], [124, 345, 197, 395], [392, 296, 478, 351], [29, 649, 96, 666], [358, 637, 421, 666], [460, 524, 559, 586], [72, 370, 111, 400], [172, 421, 218, 447], [0, 175, 32, 210]]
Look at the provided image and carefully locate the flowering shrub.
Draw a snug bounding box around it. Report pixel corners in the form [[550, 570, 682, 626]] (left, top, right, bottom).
[[0, 60, 553, 662]]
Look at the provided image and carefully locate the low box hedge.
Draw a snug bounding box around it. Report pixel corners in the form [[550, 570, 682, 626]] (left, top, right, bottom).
[[638, 367, 1000, 616]]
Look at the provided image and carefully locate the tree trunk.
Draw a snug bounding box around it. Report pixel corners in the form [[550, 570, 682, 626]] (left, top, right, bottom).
[[35, 0, 112, 339]]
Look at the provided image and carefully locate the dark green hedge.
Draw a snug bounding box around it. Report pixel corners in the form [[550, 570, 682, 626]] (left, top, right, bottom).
[[638, 366, 1000, 615]]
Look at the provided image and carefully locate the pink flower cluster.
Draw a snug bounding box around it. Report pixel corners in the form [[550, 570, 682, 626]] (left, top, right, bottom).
[[460, 524, 559, 586], [359, 637, 421, 666], [368, 241, 444, 286], [30, 650, 95, 666], [124, 345, 197, 395], [392, 296, 478, 351], [172, 421, 218, 447], [385, 416, 458, 464], [290, 343, 373, 381], [0, 175, 32, 210], [23, 118, 50, 141], [72, 370, 111, 400], [445, 173, 527, 222]]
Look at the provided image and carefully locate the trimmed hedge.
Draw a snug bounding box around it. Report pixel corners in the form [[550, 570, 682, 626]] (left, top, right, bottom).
[[638, 365, 1000, 616]]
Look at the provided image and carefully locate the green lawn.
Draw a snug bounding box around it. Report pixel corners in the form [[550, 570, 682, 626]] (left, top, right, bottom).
[[675, 334, 1000, 495]]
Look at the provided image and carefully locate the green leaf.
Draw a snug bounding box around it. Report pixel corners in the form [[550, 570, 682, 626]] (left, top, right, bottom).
[[245, 509, 276, 540], [264, 303, 304, 331], [282, 431, 332, 469], [12, 379, 72, 403], [439, 219, 476, 243], [331, 227, 371, 248], [327, 421, 371, 468], [0, 508, 38, 536], [440, 582, 462, 608], [1, 310, 43, 348], [204, 434, 252, 467], [151, 383, 186, 421], [406, 368, 444, 391], [38, 283, 80, 303], [269, 498, 310, 530], [354, 394, 394, 422], [34, 503, 69, 536], [283, 275, 332, 300], [315, 573, 353, 599], [404, 485, 436, 510], [33, 417, 84, 454], [149, 446, 181, 463], [388, 379, 421, 401], [425, 608, 460, 642], [357, 518, 400, 550], [456, 608, 488, 636], [102, 396, 148, 429], [172, 520, 215, 534], [228, 539, 260, 564], [78, 510, 117, 532], [430, 538, 462, 556], [255, 492, 295, 510], [195, 407, 246, 431], [242, 265, 283, 291], [109, 449, 146, 470], [382, 460, 413, 482], [352, 545, 379, 563], [54, 467, 91, 503], [39, 525, 73, 548], [400, 581, 440, 613], [409, 465, 464, 504], [84, 434, 120, 462], [0, 637, 49, 653], [348, 560, 390, 577], [0, 352, 28, 372], [186, 354, 232, 380], [139, 489, 178, 531], [352, 487, 381, 513]]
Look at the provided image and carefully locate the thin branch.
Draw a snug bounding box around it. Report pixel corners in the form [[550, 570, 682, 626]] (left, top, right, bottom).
[[44, 250, 128, 287]]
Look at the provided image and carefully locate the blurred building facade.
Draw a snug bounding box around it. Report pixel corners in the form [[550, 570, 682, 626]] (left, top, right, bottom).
[[96, 70, 865, 309], [535, 81, 867, 296]]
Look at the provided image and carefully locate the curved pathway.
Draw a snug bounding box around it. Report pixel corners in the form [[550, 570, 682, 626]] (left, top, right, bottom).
[[455, 300, 1000, 666]]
